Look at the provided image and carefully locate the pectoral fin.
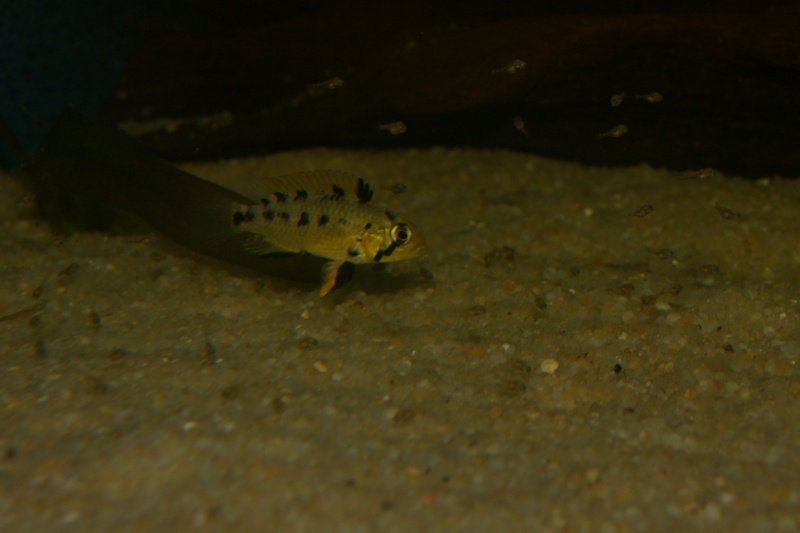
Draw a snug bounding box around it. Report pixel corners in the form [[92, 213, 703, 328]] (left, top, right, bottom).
[[320, 261, 355, 296]]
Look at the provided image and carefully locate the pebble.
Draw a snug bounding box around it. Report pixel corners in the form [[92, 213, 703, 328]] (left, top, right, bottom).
[[541, 358, 560, 375]]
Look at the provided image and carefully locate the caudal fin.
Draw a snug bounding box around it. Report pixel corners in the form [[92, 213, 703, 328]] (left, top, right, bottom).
[[0, 115, 30, 169], [27, 108, 255, 247]]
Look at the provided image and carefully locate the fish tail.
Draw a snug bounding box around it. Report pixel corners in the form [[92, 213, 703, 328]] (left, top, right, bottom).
[[0, 115, 31, 169], [28, 108, 253, 251]]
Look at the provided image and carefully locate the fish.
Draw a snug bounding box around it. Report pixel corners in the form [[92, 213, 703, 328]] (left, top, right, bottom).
[[378, 121, 407, 135], [306, 76, 345, 94], [598, 124, 629, 139], [19, 108, 427, 296], [230, 171, 427, 295], [491, 59, 526, 74], [682, 167, 717, 181], [513, 116, 528, 136], [636, 91, 663, 103]]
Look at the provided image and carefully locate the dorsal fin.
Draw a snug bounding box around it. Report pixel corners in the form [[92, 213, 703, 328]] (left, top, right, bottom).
[[237, 170, 374, 204]]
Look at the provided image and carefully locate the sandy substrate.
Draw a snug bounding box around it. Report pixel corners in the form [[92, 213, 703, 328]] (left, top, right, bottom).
[[1, 148, 799, 531]]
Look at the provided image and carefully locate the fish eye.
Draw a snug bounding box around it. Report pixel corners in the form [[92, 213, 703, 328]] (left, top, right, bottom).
[[391, 224, 411, 245]]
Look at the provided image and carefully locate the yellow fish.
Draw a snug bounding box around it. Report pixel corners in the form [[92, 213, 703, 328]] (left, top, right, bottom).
[[231, 171, 427, 295], [21, 109, 427, 296]]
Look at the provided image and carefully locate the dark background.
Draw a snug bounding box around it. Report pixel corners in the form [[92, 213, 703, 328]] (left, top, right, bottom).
[[2, 0, 799, 178]]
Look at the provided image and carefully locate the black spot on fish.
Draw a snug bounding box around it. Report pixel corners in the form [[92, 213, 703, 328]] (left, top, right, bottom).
[[298, 212, 310, 226], [332, 184, 345, 200], [274, 192, 289, 203], [373, 242, 398, 262], [280, 212, 290, 222], [295, 189, 308, 201], [233, 210, 255, 226], [339, 217, 348, 224], [261, 197, 270, 206], [356, 178, 373, 204], [385, 210, 397, 222], [364, 222, 372, 230], [318, 214, 330, 226], [264, 209, 275, 221], [348, 247, 360, 257]]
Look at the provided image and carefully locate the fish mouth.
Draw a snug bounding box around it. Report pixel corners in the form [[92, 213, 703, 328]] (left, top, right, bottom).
[[405, 226, 427, 258]]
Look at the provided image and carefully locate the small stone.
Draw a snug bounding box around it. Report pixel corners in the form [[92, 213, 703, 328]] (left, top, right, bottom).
[[405, 466, 423, 477], [297, 336, 319, 349], [541, 358, 560, 375], [312, 360, 328, 373], [500, 343, 516, 354], [393, 408, 415, 425]]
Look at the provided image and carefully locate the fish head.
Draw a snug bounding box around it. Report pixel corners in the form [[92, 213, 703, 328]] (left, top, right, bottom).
[[362, 218, 426, 263]]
